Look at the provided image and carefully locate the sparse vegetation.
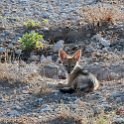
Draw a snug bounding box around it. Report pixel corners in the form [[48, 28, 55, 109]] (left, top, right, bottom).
[[0, 63, 27, 85], [42, 19, 49, 24], [23, 19, 41, 29], [94, 112, 114, 124], [19, 31, 44, 51], [80, 5, 124, 29]]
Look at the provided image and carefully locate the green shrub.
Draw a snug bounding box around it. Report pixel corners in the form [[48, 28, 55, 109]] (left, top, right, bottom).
[[19, 31, 44, 51], [42, 19, 49, 24], [23, 19, 40, 29]]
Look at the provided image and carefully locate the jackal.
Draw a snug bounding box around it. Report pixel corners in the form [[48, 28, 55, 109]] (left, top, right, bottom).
[[58, 49, 99, 94]]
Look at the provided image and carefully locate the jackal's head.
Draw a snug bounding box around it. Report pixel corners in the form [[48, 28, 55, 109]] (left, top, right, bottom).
[[59, 49, 81, 74]]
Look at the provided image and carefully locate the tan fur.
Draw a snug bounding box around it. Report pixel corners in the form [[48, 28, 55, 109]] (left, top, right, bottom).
[[59, 49, 99, 93]]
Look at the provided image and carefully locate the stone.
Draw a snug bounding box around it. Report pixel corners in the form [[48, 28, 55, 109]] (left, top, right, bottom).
[[100, 38, 110, 47], [53, 40, 64, 52], [108, 92, 124, 103], [8, 43, 14, 49], [0, 26, 5, 30], [8, 110, 20, 117], [29, 55, 39, 61], [85, 45, 95, 53], [92, 34, 110, 47], [100, 103, 112, 112], [22, 90, 29, 94], [0, 96, 4, 102], [40, 63, 59, 78], [112, 117, 124, 124], [0, 47, 5, 53], [58, 68, 66, 79], [15, 49, 22, 55], [19, 0, 28, 3], [70, 104, 78, 109], [13, 105, 22, 110], [34, 98, 43, 106], [40, 55, 52, 64], [40, 105, 52, 112]]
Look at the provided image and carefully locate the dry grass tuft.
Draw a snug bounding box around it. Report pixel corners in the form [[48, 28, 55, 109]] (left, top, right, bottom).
[[0, 63, 40, 87], [80, 5, 124, 29], [34, 84, 53, 97], [56, 106, 83, 124], [0, 63, 25, 86], [0, 116, 38, 124]]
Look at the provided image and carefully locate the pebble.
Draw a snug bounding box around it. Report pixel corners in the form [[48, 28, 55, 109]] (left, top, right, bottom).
[[34, 98, 43, 106]]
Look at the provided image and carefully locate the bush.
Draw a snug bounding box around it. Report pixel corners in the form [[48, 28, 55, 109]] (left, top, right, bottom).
[[19, 31, 44, 51], [80, 5, 124, 27], [23, 19, 40, 29]]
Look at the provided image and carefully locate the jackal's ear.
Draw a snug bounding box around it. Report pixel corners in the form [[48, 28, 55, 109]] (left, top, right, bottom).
[[59, 49, 67, 61], [73, 50, 81, 61]]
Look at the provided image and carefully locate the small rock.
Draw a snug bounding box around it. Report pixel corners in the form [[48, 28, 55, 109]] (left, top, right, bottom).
[[74, 99, 82, 104], [8, 110, 20, 117], [0, 47, 5, 53], [100, 38, 110, 47], [112, 117, 124, 124], [40, 105, 52, 112], [42, 13, 49, 19], [101, 103, 112, 112], [13, 105, 22, 110], [53, 40, 64, 52], [8, 43, 14, 49], [58, 68, 66, 79], [40, 55, 52, 63], [108, 92, 124, 99], [22, 90, 29, 94], [92, 34, 110, 47], [85, 45, 95, 53], [29, 55, 39, 61], [0, 26, 5, 30], [108, 92, 124, 103], [35, 98, 43, 106], [15, 49, 22, 55], [19, 0, 28, 3], [70, 104, 78, 109], [0, 96, 4, 102], [43, 27, 49, 31]]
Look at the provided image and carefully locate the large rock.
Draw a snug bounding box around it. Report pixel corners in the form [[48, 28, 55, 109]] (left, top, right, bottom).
[[53, 40, 64, 52], [39, 62, 66, 79], [83, 62, 124, 81], [39, 63, 59, 79]]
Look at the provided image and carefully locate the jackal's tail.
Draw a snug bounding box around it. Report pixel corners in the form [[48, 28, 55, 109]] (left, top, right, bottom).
[[59, 87, 75, 94]]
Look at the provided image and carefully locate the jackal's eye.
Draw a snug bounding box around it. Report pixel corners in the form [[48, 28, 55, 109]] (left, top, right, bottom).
[[65, 65, 68, 68], [71, 65, 75, 68]]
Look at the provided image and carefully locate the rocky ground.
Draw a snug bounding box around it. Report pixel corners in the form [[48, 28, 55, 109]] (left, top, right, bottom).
[[0, 0, 124, 124]]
